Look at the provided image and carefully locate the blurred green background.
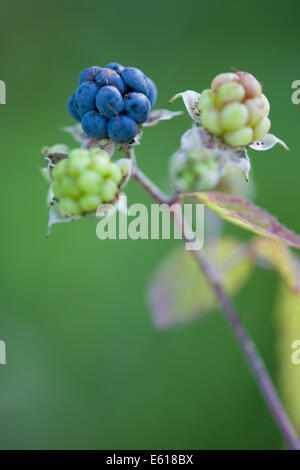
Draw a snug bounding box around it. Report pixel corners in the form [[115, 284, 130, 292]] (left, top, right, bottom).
[[0, 0, 299, 450]]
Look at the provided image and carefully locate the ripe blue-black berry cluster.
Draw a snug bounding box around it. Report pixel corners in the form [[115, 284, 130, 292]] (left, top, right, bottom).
[[68, 63, 157, 144]]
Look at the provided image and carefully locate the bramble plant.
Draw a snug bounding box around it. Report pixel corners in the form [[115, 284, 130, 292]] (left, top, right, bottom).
[[40, 63, 300, 449]]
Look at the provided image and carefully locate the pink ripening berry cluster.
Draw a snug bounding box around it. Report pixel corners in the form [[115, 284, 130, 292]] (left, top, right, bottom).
[[198, 71, 270, 147]]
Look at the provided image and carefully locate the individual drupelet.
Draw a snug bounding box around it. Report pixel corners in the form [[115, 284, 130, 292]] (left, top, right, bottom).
[[75, 81, 98, 117], [121, 67, 149, 95], [81, 111, 108, 140], [124, 92, 151, 124], [146, 78, 157, 107], [96, 86, 124, 119], [67, 94, 81, 122], [95, 68, 125, 94], [108, 115, 137, 143], [105, 62, 124, 74], [78, 66, 102, 86]]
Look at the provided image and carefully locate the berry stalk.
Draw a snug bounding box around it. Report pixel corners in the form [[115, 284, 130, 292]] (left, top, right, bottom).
[[129, 148, 300, 451]]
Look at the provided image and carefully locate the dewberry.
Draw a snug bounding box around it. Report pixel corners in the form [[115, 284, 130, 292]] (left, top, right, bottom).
[[101, 179, 118, 201], [245, 97, 266, 126], [215, 82, 245, 108], [51, 148, 123, 216], [95, 68, 125, 94], [68, 62, 157, 143], [52, 158, 69, 180], [78, 170, 102, 194], [146, 78, 157, 107], [96, 86, 124, 119], [171, 148, 222, 192], [253, 116, 271, 141], [198, 71, 271, 146], [67, 94, 81, 122], [106, 62, 124, 74], [60, 198, 81, 215], [78, 66, 102, 85], [236, 72, 262, 99], [124, 92, 151, 123], [219, 102, 249, 132], [211, 73, 239, 92], [261, 94, 270, 115], [81, 111, 108, 140], [121, 67, 149, 95], [108, 115, 138, 143], [201, 107, 223, 135], [198, 90, 215, 111], [75, 81, 98, 117], [224, 127, 253, 147]]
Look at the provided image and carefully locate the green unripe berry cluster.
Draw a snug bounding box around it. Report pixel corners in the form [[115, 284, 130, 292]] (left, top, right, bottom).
[[198, 72, 271, 147], [171, 148, 222, 192], [51, 148, 123, 215]]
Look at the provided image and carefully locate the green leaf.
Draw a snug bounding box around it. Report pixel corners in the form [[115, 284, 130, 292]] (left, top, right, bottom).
[[184, 192, 300, 250], [148, 237, 253, 329], [276, 284, 300, 431], [251, 237, 300, 294]]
